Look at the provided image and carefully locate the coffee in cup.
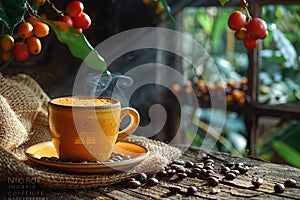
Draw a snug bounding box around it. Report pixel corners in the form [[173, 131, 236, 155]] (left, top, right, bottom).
[[48, 96, 140, 162]]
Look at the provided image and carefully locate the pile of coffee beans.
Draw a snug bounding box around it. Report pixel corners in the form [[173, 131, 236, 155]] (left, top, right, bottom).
[[40, 152, 132, 163], [124, 155, 297, 196]]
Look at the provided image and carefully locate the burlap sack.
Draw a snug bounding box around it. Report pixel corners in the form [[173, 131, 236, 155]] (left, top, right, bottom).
[[0, 73, 181, 189]]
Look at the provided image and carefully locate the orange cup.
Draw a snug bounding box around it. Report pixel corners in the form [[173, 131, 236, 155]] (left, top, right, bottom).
[[48, 96, 140, 161]]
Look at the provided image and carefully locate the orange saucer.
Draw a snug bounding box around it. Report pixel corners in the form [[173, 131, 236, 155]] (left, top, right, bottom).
[[25, 141, 149, 173]]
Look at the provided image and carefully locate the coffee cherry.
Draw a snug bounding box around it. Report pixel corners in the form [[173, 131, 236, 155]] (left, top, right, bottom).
[[26, 36, 42, 55], [33, 22, 49, 38], [27, 16, 41, 26], [12, 42, 30, 62], [30, 0, 46, 6], [0, 34, 14, 51], [245, 18, 267, 38], [259, 30, 268, 40], [18, 22, 34, 39], [66, 1, 84, 17], [234, 28, 247, 40], [243, 36, 258, 49], [73, 12, 91, 30], [59, 15, 74, 28], [0, 50, 11, 61], [142, 0, 152, 4], [228, 11, 246, 31], [156, 2, 164, 13]]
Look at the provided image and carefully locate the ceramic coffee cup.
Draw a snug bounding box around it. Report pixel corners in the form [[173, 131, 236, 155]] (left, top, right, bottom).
[[48, 96, 140, 162]]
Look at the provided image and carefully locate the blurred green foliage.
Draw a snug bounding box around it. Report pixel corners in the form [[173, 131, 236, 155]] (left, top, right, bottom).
[[181, 4, 300, 168]]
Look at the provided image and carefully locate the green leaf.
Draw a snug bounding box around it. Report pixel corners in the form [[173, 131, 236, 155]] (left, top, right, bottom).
[[0, 0, 27, 33], [196, 10, 213, 36], [212, 11, 229, 54], [219, 0, 231, 6], [272, 140, 300, 168], [259, 122, 300, 154], [41, 19, 109, 74]]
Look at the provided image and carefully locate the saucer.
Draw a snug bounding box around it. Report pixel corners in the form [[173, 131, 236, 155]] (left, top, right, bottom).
[[25, 141, 149, 173]]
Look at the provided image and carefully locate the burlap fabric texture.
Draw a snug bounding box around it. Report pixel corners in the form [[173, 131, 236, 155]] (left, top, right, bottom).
[[0, 73, 181, 189]]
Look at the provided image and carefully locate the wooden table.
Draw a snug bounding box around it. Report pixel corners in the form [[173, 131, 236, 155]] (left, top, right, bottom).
[[2, 145, 300, 199]]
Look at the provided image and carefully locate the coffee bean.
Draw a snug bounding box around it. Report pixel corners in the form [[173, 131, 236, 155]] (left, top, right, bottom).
[[204, 165, 214, 171], [191, 167, 201, 174], [203, 154, 210, 160], [170, 164, 182, 169], [207, 176, 219, 186], [251, 177, 263, 188], [224, 162, 235, 168], [274, 183, 285, 193], [206, 169, 215, 177], [225, 172, 236, 180], [167, 169, 176, 177], [185, 168, 192, 175], [147, 177, 159, 186], [172, 158, 185, 165], [177, 172, 188, 179], [237, 165, 249, 174], [199, 168, 207, 175], [127, 180, 141, 188], [230, 169, 240, 175], [125, 177, 135, 182], [185, 161, 194, 168], [157, 170, 168, 178], [187, 186, 197, 195], [176, 167, 186, 174], [235, 162, 244, 168], [221, 166, 231, 174], [168, 185, 181, 193], [188, 172, 197, 178], [284, 179, 297, 187], [136, 173, 147, 183], [194, 163, 204, 169], [204, 159, 215, 165]]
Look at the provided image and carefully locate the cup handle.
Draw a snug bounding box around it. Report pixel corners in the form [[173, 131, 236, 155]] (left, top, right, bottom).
[[116, 107, 140, 142]]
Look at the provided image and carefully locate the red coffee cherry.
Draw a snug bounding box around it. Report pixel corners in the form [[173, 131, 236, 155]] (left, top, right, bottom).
[[73, 12, 91, 29], [66, 1, 84, 17], [228, 11, 246, 31], [244, 35, 258, 49], [12, 42, 30, 62], [245, 18, 267, 38], [59, 15, 74, 28]]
